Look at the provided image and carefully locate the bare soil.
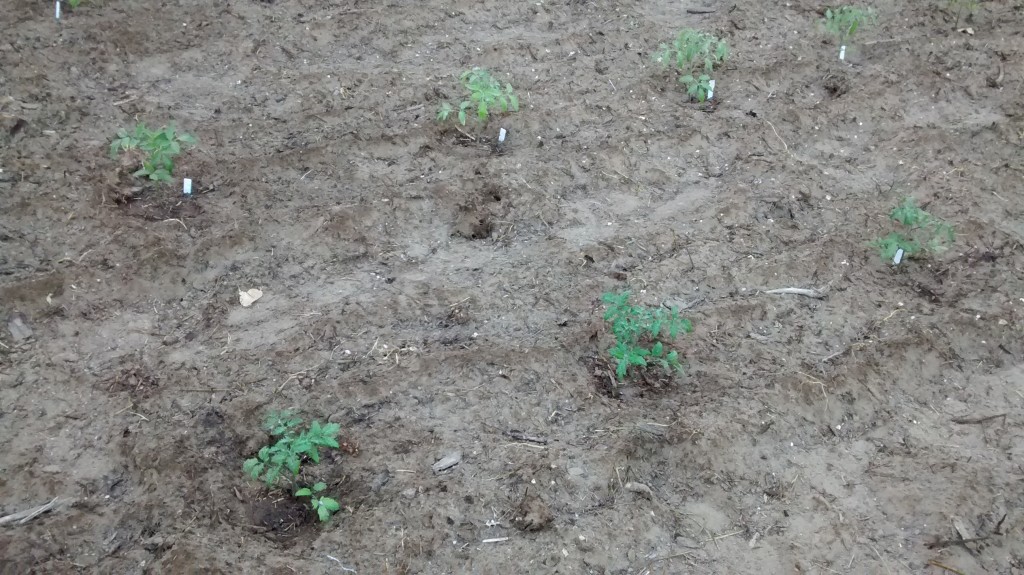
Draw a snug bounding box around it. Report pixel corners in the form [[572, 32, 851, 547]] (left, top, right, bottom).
[[2, 0, 1024, 573]]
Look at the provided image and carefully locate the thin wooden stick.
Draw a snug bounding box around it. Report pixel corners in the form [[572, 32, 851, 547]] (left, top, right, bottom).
[[761, 284, 823, 296], [0, 497, 59, 526], [951, 413, 1006, 424]]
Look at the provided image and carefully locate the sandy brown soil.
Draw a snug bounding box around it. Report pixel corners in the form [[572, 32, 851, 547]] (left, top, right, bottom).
[[2, 0, 1024, 573]]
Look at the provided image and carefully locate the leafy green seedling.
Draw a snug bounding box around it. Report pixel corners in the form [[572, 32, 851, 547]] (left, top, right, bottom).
[[437, 68, 519, 126], [243, 412, 341, 487], [296, 482, 341, 522], [67, 0, 82, 8], [109, 123, 197, 182], [947, 0, 978, 28], [871, 197, 954, 263], [680, 74, 713, 102], [822, 6, 876, 46], [602, 291, 693, 380], [653, 29, 728, 102]]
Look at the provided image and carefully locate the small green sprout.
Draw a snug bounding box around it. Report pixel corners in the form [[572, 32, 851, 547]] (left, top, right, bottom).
[[295, 482, 341, 522], [653, 29, 728, 102], [871, 197, 955, 263], [822, 6, 876, 46], [243, 411, 341, 487], [437, 68, 519, 126], [109, 123, 196, 182], [602, 291, 693, 380], [67, 0, 82, 8]]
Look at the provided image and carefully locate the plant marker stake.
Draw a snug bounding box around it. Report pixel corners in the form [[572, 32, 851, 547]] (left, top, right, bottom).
[[893, 248, 904, 266], [839, 45, 846, 61], [707, 80, 716, 100], [55, 0, 60, 19], [498, 128, 507, 143], [183, 178, 193, 197]]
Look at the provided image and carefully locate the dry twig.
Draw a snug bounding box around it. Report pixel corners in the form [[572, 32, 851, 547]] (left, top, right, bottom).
[[762, 287, 826, 299], [0, 497, 60, 526], [951, 413, 1006, 425]]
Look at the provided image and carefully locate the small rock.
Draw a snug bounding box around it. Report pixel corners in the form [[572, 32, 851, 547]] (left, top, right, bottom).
[[400, 488, 417, 499], [41, 465, 61, 474], [54, 352, 79, 363], [162, 335, 179, 345], [7, 313, 32, 342], [142, 535, 174, 552], [998, 319, 1008, 326], [624, 481, 654, 499], [370, 470, 391, 493], [432, 451, 462, 474], [574, 534, 594, 552]]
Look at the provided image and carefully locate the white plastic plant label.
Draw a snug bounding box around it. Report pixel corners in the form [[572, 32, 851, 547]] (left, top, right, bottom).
[[498, 128, 507, 143], [707, 79, 716, 100], [839, 45, 847, 61], [183, 178, 193, 196], [893, 248, 904, 265], [55, 0, 60, 19]]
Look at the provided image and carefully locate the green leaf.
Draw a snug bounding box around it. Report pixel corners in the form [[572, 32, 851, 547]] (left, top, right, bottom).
[[312, 482, 326, 492], [295, 487, 312, 497], [286, 454, 301, 476], [651, 342, 664, 357], [321, 422, 341, 438], [317, 505, 331, 522], [243, 458, 263, 479], [320, 497, 340, 511], [616, 358, 629, 379], [437, 102, 453, 121], [680, 318, 694, 334], [609, 342, 629, 361]]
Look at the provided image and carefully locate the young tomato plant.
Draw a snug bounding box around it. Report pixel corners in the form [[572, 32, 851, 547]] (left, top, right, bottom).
[[822, 6, 876, 46], [652, 29, 728, 102], [871, 197, 954, 263], [243, 412, 341, 487], [243, 412, 343, 523], [437, 68, 519, 126], [602, 291, 693, 380], [109, 123, 196, 182], [296, 482, 341, 522]]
